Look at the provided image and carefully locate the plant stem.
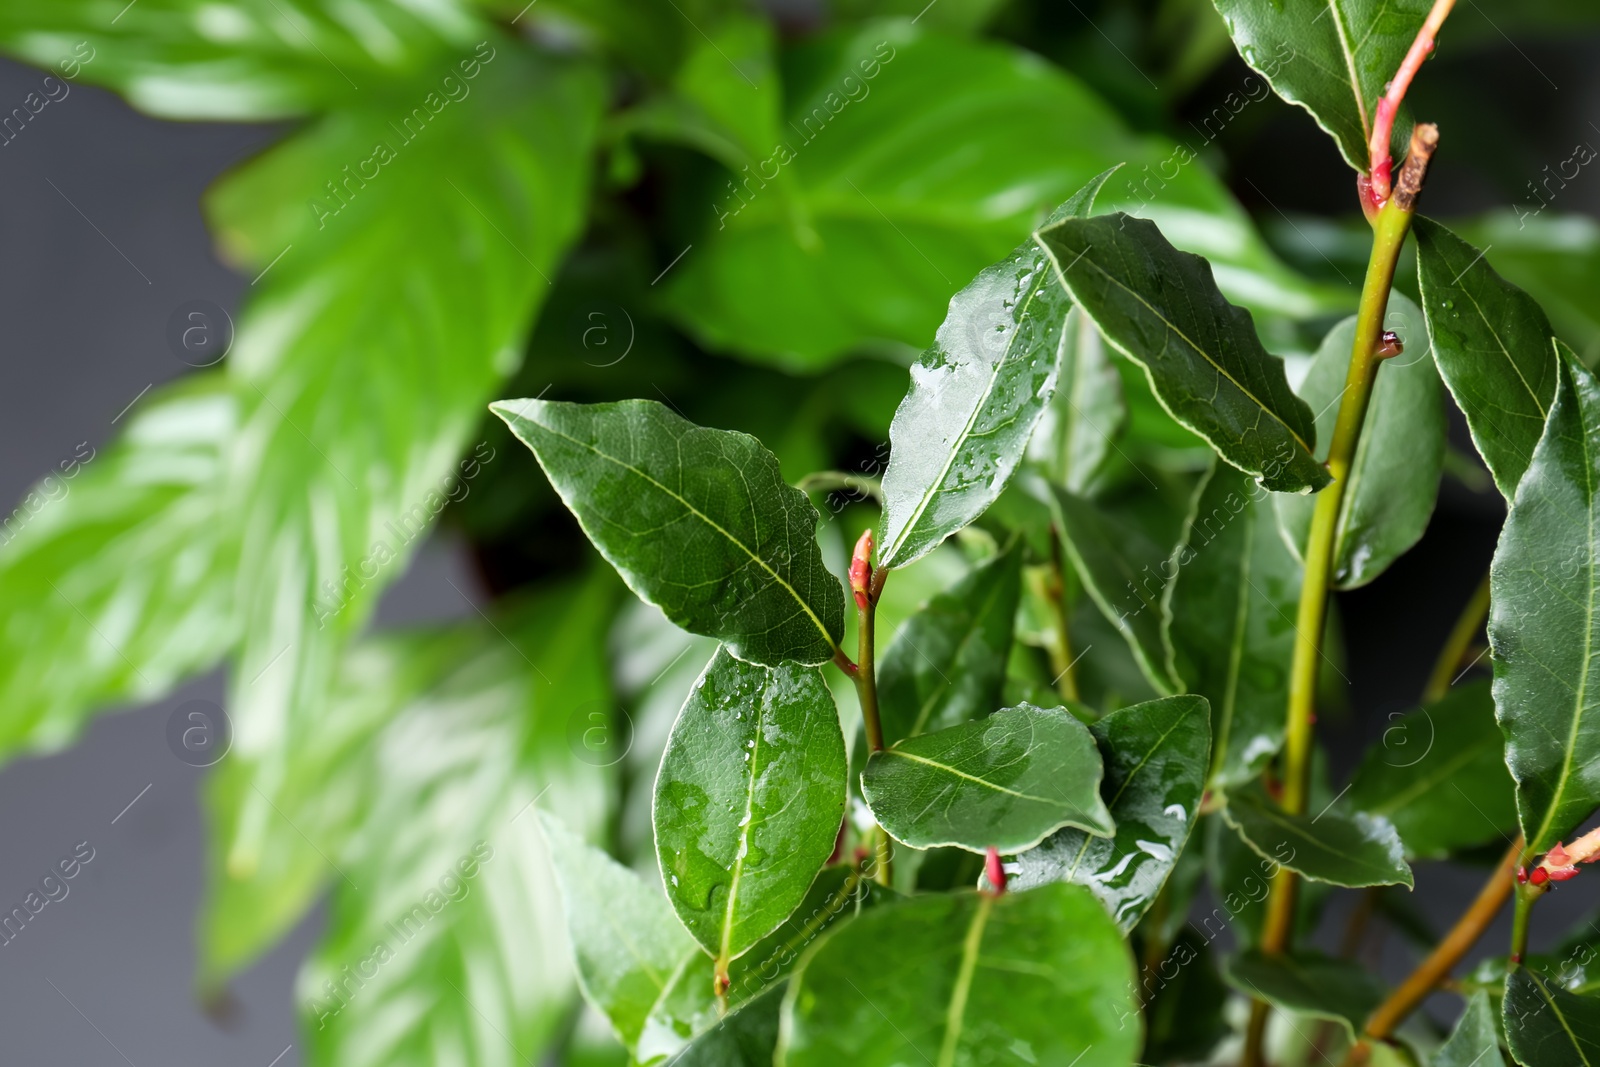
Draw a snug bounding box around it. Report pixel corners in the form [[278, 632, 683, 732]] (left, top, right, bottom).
[[1421, 570, 1491, 704], [850, 565, 892, 886], [795, 470, 883, 503], [1340, 837, 1521, 1065], [1511, 871, 1545, 968], [1046, 526, 1081, 702]]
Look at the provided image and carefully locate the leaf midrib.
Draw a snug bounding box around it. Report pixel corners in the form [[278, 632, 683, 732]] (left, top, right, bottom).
[[528, 415, 836, 654], [881, 748, 1054, 804], [720, 694, 767, 969], [937, 894, 993, 1067], [1323, 0, 1369, 143]]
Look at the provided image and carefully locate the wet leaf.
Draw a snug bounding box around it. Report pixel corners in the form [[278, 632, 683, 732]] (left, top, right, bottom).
[[1036, 213, 1329, 494], [778, 884, 1140, 1067], [1223, 782, 1413, 888], [1166, 462, 1299, 789], [863, 702, 1114, 853], [1491, 353, 1600, 852], [493, 399, 845, 666], [1415, 217, 1559, 498], [877, 169, 1117, 570], [1276, 291, 1445, 589], [654, 648, 846, 965], [1012, 695, 1210, 930]]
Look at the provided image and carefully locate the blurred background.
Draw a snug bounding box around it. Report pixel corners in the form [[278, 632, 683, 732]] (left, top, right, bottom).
[[0, 0, 1598, 1062]]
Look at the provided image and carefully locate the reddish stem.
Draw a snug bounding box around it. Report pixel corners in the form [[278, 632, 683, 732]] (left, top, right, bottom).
[[1367, 0, 1457, 204]]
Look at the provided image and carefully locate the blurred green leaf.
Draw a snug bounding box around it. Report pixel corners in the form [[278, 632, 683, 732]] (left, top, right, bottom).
[[1490, 353, 1600, 853], [1038, 213, 1328, 493], [1166, 462, 1297, 790], [0, 374, 235, 763], [1210, 0, 1431, 171], [1277, 292, 1444, 588], [1347, 681, 1517, 860], [654, 648, 846, 965], [1415, 216, 1558, 499], [863, 702, 1114, 852], [1028, 306, 1127, 493], [494, 399, 846, 666], [877, 545, 1022, 747], [1504, 968, 1600, 1066], [0, 0, 494, 120], [1436, 992, 1501, 1067], [779, 884, 1140, 1067], [665, 984, 784, 1066], [666, 22, 1345, 370], [1223, 782, 1413, 888], [1012, 694, 1210, 930], [1222, 950, 1384, 1038], [540, 813, 696, 1049]]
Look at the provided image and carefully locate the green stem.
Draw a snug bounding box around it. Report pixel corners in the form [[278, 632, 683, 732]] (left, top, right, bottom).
[[796, 470, 883, 503], [852, 568, 892, 886], [1421, 570, 1491, 704], [1044, 526, 1081, 703], [1511, 876, 1544, 968]]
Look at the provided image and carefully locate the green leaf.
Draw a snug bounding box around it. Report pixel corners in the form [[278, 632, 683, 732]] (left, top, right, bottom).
[[1036, 213, 1329, 494], [1276, 292, 1445, 588], [876, 169, 1118, 570], [655, 648, 846, 965], [493, 399, 845, 666], [0, 374, 236, 764], [877, 545, 1022, 747], [1222, 950, 1384, 1038], [1029, 306, 1127, 494], [1436, 992, 1501, 1067], [539, 814, 697, 1049], [1012, 695, 1210, 930], [0, 1, 494, 120], [638, 866, 891, 1063], [1347, 681, 1518, 859], [1210, 0, 1433, 171], [778, 884, 1140, 1067], [1505, 968, 1600, 1066], [1450, 211, 1600, 364], [668, 985, 785, 1067], [1490, 353, 1600, 852], [666, 22, 1346, 370], [1165, 461, 1299, 789], [1223, 782, 1413, 888], [863, 702, 1114, 852], [1051, 485, 1178, 694], [1415, 216, 1559, 498]]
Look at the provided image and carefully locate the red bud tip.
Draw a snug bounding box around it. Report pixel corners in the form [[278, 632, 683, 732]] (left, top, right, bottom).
[[1548, 842, 1573, 867], [1377, 330, 1404, 358], [1517, 866, 1528, 884], [849, 529, 874, 611], [984, 846, 1006, 896], [1529, 866, 1549, 886], [1549, 865, 1581, 882], [1512, 953, 1524, 965]]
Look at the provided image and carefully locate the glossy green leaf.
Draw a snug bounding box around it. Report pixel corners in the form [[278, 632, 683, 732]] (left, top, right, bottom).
[[1028, 306, 1127, 494], [1052, 485, 1177, 694], [494, 399, 845, 666], [1450, 211, 1600, 364], [877, 545, 1022, 747], [1437, 992, 1501, 1067], [1415, 216, 1559, 498], [1037, 213, 1329, 493], [655, 648, 846, 965], [1165, 461, 1299, 789], [778, 884, 1140, 1067], [1223, 783, 1413, 888], [1222, 950, 1384, 1037], [669, 985, 785, 1067], [0, 0, 493, 120], [1347, 681, 1517, 859], [1277, 291, 1445, 588], [1012, 695, 1210, 930], [1505, 968, 1600, 1066], [863, 702, 1114, 852], [1491, 353, 1600, 852], [1210, 0, 1432, 171], [638, 866, 890, 1063], [876, 170, 1118, 570], [0, 374, 236, 765], [540, 814, 696, 1048], [666, 22, 1346, 370]]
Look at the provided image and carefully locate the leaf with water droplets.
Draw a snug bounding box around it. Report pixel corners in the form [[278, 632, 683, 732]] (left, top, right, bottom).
[[862, 702, 1114, 853], [654, 647, 846, 969], [777, 883, 1140, 1067], [492, 398, 845, 666], [1211, 0, 1434, 171], [1012, 695, 1209, 931], [877, 168, 1120, 571], [1035, 213, 1329, 493], [1415, 216, 1559, 499]]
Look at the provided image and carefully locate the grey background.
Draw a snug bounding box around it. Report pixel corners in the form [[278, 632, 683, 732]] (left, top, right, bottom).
[[0, 58, 479, 1067]]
